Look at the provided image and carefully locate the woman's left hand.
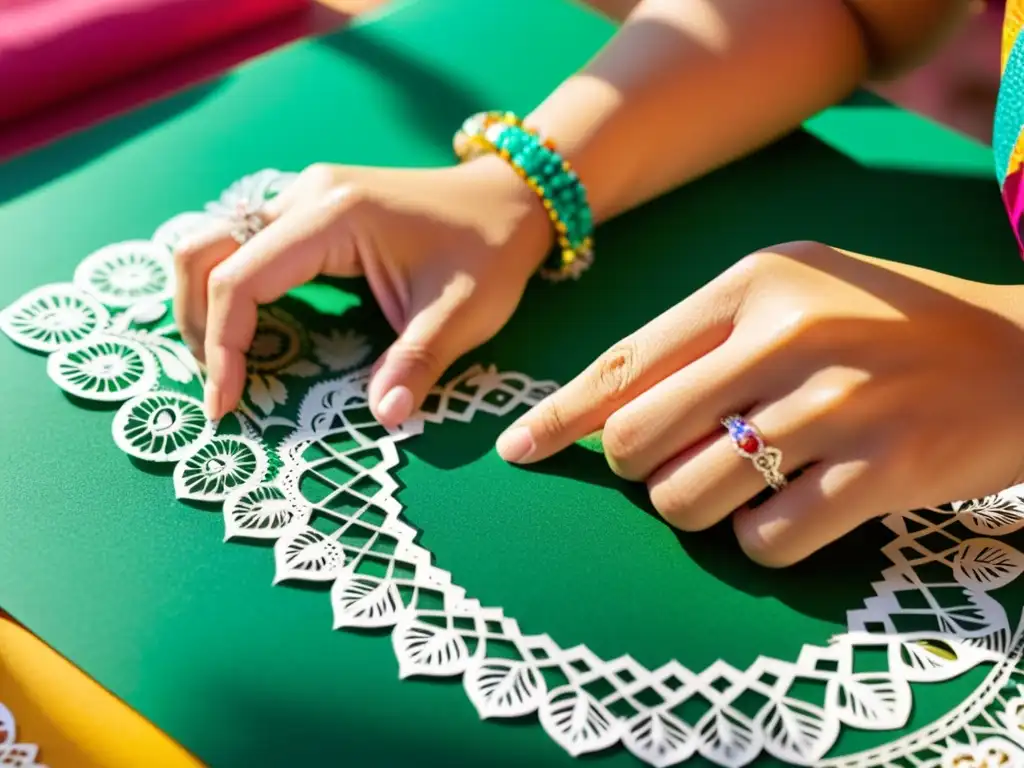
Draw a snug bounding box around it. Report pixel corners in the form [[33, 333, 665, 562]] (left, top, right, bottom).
[[496, 241, 1024, 566]]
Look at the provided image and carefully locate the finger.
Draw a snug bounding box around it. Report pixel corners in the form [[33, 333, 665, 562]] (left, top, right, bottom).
[[495, 263, 752, 464], [172, 221, 238, 360], [368, 276, 478, 427], [172, 191, 294, 360], [646, 396, 819, 533], [602, 338, 789, 481], [203, 195, 360, 419], [732, 456, 875, 567]]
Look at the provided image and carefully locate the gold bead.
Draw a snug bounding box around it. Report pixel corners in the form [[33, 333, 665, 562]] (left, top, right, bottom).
[[562, 250, 575, 265], [536, 186, 545, 196], [562, 161, 571, 172], [555, 221, 567, 234], [542, 199, 553, 210]]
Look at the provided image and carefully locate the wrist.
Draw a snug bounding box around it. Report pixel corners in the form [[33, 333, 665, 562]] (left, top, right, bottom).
[[452, 153, 556, 274]]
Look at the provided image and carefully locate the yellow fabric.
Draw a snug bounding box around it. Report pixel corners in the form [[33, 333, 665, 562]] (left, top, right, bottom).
[[0, 614, 202, 768], [1005, 0, 1024, 71]]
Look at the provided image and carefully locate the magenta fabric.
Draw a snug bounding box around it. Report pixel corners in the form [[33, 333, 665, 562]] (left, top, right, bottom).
[[0, 0, 309, 123]]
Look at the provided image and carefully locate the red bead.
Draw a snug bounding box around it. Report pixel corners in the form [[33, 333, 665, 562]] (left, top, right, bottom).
[[738, 434, 761, 455]]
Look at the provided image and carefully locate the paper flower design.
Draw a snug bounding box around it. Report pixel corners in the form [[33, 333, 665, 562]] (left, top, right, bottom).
[[244, 306, 323, 417], [152, 169, 298, 253], [311, 328, 371, 372], [73, 241, 173, 308], [0, 283, 109, 352]]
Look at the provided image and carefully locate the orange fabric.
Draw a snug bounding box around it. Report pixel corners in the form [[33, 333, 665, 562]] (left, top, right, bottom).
[[0, 614, 201, 767]]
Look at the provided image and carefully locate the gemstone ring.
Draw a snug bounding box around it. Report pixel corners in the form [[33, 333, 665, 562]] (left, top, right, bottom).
[[229, 201, 266, 245], [722, 414, 787, 491]]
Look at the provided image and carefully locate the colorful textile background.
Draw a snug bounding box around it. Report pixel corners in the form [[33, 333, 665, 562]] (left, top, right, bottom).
[[996, 0, 1024, 249]]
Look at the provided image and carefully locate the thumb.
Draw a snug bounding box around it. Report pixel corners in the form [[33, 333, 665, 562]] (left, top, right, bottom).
[[368, 285, 475, 427]]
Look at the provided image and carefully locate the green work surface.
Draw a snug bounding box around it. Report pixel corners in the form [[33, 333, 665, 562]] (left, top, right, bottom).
[[0, 0, 1020, 766]]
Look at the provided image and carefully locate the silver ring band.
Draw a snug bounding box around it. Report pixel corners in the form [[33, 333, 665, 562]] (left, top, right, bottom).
[[722, 414, 787, 491], [229, 204, 266, 245]]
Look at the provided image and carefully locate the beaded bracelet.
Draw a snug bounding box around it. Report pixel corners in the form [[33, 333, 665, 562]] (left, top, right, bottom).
[[453, 111, 594, 281]]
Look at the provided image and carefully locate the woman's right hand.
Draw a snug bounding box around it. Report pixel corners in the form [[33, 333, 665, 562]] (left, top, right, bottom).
[[172, 157, 554, 425]]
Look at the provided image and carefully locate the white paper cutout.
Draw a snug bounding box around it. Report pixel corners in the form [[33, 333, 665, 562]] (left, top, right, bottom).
[[112, 391, 213, 462], [173, 435, 268, 502], [0, 704, 48, 768], [0, 283, 108, 352], [8, 169, 1024, 767], [73, 241, 174, 308]]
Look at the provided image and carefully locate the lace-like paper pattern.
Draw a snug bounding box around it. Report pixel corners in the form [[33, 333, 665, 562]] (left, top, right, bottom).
[[0, 704, 47, 767], [6, 170, 1024, 768]]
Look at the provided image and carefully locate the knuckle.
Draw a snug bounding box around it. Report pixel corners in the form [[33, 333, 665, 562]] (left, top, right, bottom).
[[768, 307, 820, 347], [803, 381, 854, 420], [172, 239, 202, 271], [591, 339, 642, 399], [735, 526, 792, 568], [647, 480, 710, 532], [601, 412, 645, 479], [206, 265, 242, 301], [391, 342, 443, 377], [300, 162, 337, 189], [536, 399, 570, 441]]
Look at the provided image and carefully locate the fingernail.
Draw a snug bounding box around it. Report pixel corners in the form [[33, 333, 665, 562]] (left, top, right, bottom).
[[496, 427, 535, 463], [204, 383, 221, 420], [377, 386, 414, 425]]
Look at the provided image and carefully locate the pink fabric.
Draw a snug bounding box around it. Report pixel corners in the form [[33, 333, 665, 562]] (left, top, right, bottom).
[[0, 0, 309, 123]]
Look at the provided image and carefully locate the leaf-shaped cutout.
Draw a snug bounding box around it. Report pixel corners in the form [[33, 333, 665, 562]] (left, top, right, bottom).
[[465, 660, 545, 719], [173, 435, 267, 502], [758, 695, 839, 764], [126, 300, 167, 325], [273, 525, 345, 583], [247, 375, 276, 416], [149, 341, 193, 383], [695, 705, 761, 767], [623, 709, 696, 768], [331, 571, 405, 629], [393, 617, 471, 679], [954, 537, 1024, 591], [831, 673, 912, 731], [891, 638, 982, 683], [957, 492, 1024, 535], [223, 484, 308, 541], [538, 686, 623, 758]]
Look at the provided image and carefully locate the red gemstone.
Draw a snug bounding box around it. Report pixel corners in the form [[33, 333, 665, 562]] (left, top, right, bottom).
[[738, 434, 761, 455]]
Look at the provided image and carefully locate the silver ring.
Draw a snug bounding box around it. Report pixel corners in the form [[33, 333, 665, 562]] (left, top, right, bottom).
[[229, 203, 266, 245], [722, 414, 787, 491]]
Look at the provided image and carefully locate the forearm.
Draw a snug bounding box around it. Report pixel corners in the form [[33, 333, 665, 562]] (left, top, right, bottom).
[[525, 0, 968, 223]]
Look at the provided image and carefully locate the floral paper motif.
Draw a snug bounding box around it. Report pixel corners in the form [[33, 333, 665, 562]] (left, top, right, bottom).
[[7, 169, 1024, 767]]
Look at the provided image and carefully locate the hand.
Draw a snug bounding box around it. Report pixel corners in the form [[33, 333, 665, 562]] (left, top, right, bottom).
[[173, 158, 552, 424], [496, 241, 1024, 566]]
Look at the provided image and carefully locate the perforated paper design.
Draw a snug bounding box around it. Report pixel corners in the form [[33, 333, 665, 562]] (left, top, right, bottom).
[[5, 170, 1024, 767]]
